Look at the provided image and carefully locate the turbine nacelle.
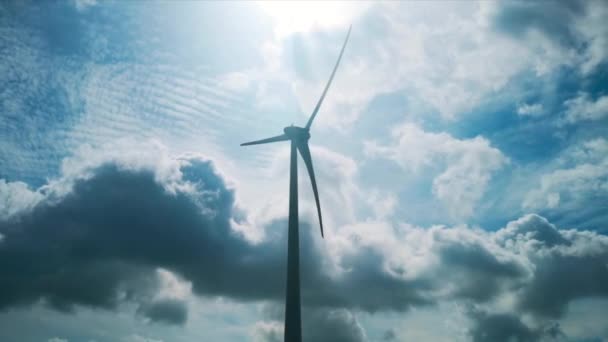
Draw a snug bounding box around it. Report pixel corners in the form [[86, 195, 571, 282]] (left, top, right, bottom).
[[283, 126, 310, 142]]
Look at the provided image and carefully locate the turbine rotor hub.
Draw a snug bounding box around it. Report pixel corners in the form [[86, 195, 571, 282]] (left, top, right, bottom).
[[283, 126, 310, 141]]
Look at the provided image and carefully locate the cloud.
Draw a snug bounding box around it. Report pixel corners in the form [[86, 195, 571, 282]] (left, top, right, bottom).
[[467, 309, 568, 342], [563, 93, 608, 123], [495, 214, 608, 318], [256, 2, 370, 39], [0, 151, 247, 318], [365, 124, 507, 220], [137, 298, 188, 326], [0, 146, 428, 320], [0, 179, 44, 219], [523, 138, 608, 228], [302, 308, 366, 342], [517, 103, 544, 117], [468, 311, 547, 342], [253, 307, 366, 342], [341, 213, 608, 339], [241, 0, 607, 130], [72, 0, 97, 12], [1, 148, 607, 340], [382, 329, 397, 341], [252, 320, 282, 342], [493, 0, 585, 47], [492, 0, 608, 74], [339, 220, 531, 307]]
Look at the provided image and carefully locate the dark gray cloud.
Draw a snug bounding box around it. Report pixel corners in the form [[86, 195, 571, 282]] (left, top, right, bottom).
[[254, 307, 366, 342], [496, 214, 608, 318], [437, 239, 528, 302], [493, 0, 586, 47], [302, 308, 366, 342], [137, 298, 188, 326], [492, 0, 608, 76], [0, 159, 250, 319], [518, 252, 608, 318], [382, 329, 397, 341], [469, 311, 540, 342], [0, 156, 428, 327], [468, 309, 567, 342], [0, 161, 240, 312]]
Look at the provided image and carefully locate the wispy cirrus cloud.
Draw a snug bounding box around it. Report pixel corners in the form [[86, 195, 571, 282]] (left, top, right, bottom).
[[523, 138, 608, 230]]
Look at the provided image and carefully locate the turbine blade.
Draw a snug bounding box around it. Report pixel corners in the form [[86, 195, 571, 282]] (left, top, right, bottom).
[[305, 25, 352, 130], [240, 134, 289, 146], [296, 142, 324, 238]]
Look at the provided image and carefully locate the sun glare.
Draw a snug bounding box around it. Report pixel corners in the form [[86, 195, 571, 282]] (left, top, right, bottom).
[[256, 1, 369, 37]]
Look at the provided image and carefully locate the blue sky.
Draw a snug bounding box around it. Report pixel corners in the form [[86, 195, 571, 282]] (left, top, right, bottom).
[[1, 1, 607, 341]]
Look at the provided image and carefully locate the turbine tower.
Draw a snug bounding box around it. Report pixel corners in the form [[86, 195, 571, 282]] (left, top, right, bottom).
[[241, 26, 351, 342]]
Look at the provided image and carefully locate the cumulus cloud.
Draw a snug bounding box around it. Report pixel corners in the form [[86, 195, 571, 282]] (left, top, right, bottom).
[[0, 147, 427, 321], [469, 312, 569, 342], [497, 215, 608, 318], [253, 307, 366, 342], [0, 179, 43, 219], [0, 151, 249, 320], [365, 124, 507, 220], [301, 308, 366, 342], [340, 214, 608, 340], [1, 148, 606, 340]]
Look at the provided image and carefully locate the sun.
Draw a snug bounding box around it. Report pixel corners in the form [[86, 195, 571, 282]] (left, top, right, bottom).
[[256, 1, 368, 38]]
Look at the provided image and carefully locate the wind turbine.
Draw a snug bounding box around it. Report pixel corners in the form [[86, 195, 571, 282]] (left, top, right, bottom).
[[241, 26, 351, 342]]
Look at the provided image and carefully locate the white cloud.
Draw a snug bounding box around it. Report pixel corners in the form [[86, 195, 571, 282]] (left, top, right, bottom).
[[578, 0, 608, 74], [366, 189, 397, 219], [154, 269, 192, 301], [251, 320, 282, 342], [234, 1, 590, 132], [563, 92, 608, 123], [517, 103, 544, 117], [48, 338, 68, 342], [365, 123, 507, 220], [0, 179, 44, 219], [73, 0, 97, 11], [524, 138, 608, 212]]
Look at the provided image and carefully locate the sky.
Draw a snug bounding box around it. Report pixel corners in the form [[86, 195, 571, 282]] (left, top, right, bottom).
[[1, 1, 607, 341]]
